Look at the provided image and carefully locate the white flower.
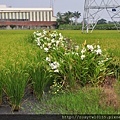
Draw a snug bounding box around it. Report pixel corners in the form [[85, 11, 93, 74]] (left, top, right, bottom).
[[47, 38, 50, 41], [87, 45, 94, 51], [48, 43, 51, 47], [36, 32, 42, 36], [72, 52, 75, 55], [95, 49, 102, 55], [44, 47, 49, 52], [54, 69, 59, 73], [59, 33, 64, 40], [33, 32, 36, 34], [49, 61, 60, 70], [75, 45, 79, 51], [46, 57, 51, 62], [59, 33, 62, 36], [81, 54, 85, 60], [56, 40, 60, 46], [97, 45, 100, 49], [40, 46, 43, 49], [44, 37, 48, 40], [42, 44, 45, 48], [43, 30, 47, 35], [51, 39, 55, 43], [37, 42, 40, 46], [98, 60, 104, 65], [81, 48, 86, 54]]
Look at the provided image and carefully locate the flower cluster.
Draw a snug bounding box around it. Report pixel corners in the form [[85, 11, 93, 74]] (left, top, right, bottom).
[[80, 44, 102, 60], [33, 30, 67, 53], [46, 56, 60, 73], [32, 30, 114, 91], [49, 61, 60, 73]]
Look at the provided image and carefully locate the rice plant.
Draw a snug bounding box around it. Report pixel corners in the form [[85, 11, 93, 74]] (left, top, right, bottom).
[[0, 71, 3, 105], [29, 50, 51, 100], [3, 62, 29, 111]]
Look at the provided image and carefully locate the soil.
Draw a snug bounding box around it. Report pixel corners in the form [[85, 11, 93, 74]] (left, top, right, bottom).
[[0, 89, 41, 114], [0, 76, 119, 114], [99, 76, 120, 110]]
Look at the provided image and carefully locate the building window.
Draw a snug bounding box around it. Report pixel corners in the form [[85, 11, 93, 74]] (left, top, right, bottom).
[[35, 12, 37, 21], [42, 11, 44, 21], [39, 11, 41, 21], [0, 13, 1, 19], [49, 11, 51, 21], [46, 11, 48, 21], [18, 12, 20, 19]]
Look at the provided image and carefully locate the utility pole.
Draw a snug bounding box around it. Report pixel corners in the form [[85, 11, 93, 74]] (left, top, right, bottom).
[[50, 0, 54, 8], [82, 0, 120, 33]]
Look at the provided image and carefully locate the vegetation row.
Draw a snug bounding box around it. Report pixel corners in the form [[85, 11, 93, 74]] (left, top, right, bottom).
[[0, 30, 119, 112]]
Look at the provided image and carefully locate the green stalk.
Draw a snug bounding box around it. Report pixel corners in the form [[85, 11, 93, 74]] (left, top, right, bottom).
[[4, 63, 28, 111], [30, 62, 50, 100], [0, 71, 3, 105]]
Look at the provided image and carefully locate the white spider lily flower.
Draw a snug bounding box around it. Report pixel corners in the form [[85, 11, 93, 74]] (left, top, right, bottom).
[[44, 47, 49, 52], [56, 40, 60, 46], [98, 60, 104, 65], [33, 32, 36, 34], [59, 33, 64, 40], [43, 30, 47, 35], [74, 52, 79, 56], [75, 45, 79, 51], [54, 69, 59, 73], [81, 54, 85, 60], [59, 33, 62, 36], [71, 52, 75, 55], [48, 43, 51, 47], [95, 49, 102, 55], [37, 42, 41, 46], [44, 37, 48, 40], [50, 34, 54, 38], [36, 37, 40, 42], [36, 32, 42, 36], [42, 44, 45, 48], [51, 39, 55, 43], [49, 62, 60, 70], [87, 45, 94, 51], [81, 48, 86, 54], [97, 45, 100, 49], [46, 57, 51, 62], [47, 38, 50, 41], [71, 52, 78, 55], [40, 46, 43, 49]]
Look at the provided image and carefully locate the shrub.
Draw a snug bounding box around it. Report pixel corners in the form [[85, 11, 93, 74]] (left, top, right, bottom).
[[33, 30, 115, 93]]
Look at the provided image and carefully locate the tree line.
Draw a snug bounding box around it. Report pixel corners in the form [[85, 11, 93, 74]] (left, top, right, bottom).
[[56, 11, 81, 25], [56, 11, 120, 30]]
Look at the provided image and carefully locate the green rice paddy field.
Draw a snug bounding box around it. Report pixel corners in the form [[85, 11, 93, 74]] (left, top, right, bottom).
[[0, 30, 120, 114]]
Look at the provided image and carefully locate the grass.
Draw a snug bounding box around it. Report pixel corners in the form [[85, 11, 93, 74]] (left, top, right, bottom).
[[0, 30, 120, 114], [58, 30, 120, 59], [27, 86, 120, 114]]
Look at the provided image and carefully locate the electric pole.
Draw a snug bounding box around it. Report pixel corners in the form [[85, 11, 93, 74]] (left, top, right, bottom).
[[82, 0, 120, 33]]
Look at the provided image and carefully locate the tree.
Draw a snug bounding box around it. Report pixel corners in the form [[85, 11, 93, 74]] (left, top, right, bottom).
[[63, 11, 73, 25], [56, 11, 73, 25], [56, 11, 81, 25], [97, 18, 107, 24], [56, 12, 63, 25], [73, 11, 81, 25]]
